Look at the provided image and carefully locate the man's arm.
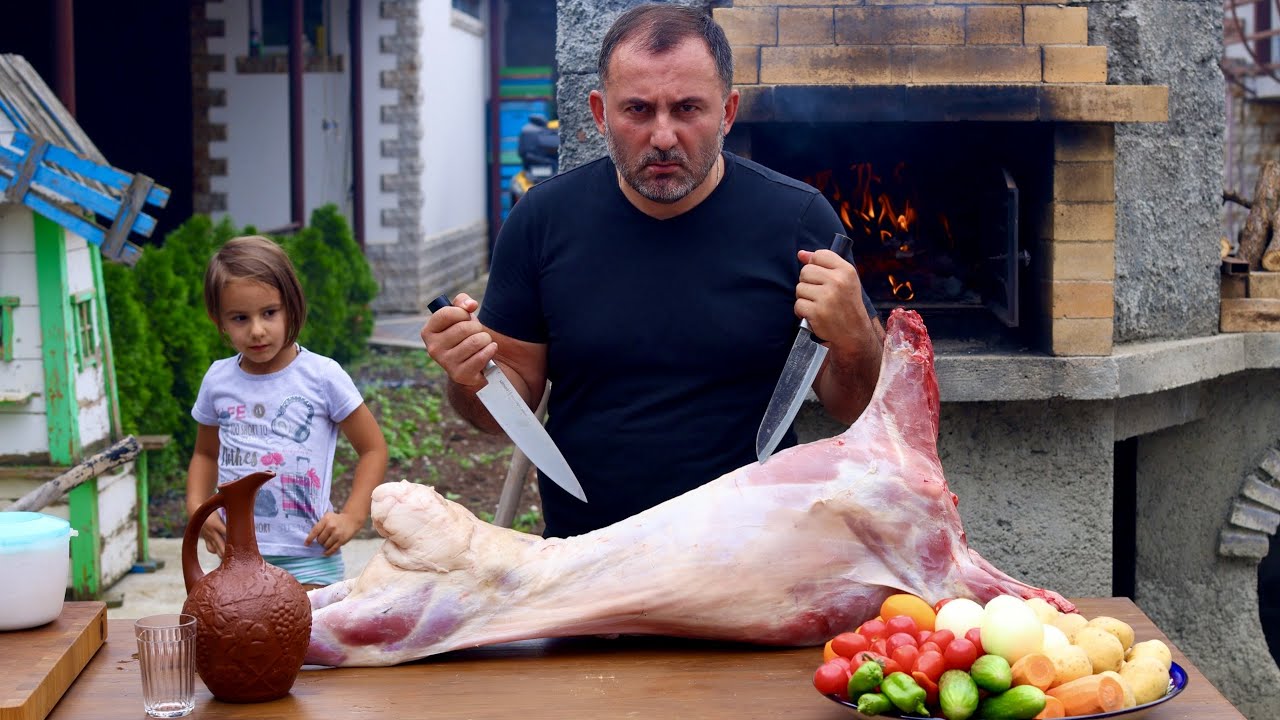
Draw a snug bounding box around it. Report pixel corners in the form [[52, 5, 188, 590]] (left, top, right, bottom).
[[797, 249, 885, 426], [446, 329, 549, 434]]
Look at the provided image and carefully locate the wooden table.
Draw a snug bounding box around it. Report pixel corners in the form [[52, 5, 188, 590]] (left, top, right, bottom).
[[47, 598, 1243, 719]]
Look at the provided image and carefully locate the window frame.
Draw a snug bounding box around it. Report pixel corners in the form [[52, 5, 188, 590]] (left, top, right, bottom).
[[0, 296, 16, 362], [70, 289, 100, 370]]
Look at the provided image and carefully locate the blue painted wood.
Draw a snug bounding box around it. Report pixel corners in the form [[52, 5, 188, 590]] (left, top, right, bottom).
[[11, 132, 170, 208], [0, 144, 156, 236]]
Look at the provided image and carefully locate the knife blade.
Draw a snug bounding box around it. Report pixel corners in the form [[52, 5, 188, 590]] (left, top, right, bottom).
[[755, 233, 853, 464], [427, 296, 587, 502]]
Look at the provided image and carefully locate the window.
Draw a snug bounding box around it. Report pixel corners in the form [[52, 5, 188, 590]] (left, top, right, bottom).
[[260, 0, 327, 55], [0, 296, 16, 362], [452, 0, 481, 19], [71, 291, 100, 370]]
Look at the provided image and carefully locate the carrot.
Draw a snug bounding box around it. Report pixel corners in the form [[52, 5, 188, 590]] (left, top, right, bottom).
[[1011, 653, 1057, 691], [1046, 674, 1125, 716], [1033, 695, 1066, 719]]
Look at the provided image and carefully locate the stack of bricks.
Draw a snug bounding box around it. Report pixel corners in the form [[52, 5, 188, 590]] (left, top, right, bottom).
[[713, 1, 1169, 356]]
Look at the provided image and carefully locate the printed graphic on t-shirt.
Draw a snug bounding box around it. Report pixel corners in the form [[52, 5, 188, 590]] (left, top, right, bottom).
[[271, 395, 315, 444]]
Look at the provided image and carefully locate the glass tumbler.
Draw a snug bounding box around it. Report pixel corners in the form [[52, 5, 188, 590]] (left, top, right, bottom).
[[134, 614, 197, 718]]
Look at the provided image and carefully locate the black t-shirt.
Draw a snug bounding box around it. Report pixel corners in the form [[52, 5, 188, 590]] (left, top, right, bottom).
[[480, 151, 875, 537]]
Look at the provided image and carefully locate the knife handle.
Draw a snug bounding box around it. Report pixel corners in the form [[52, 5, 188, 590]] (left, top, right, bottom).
[[804, 234, 854, 343], [427, 295, 451, 313]]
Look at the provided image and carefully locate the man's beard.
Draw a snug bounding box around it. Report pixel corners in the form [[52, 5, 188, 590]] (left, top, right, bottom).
[[605, 120, 725, 204]]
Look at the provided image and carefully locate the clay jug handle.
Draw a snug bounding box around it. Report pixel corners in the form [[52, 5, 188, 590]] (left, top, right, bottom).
[[182, 490, 228, 593]]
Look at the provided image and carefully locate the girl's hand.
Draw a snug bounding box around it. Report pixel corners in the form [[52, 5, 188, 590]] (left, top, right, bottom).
[[305, 511, 363, 556], [199, 514, 228, 558]]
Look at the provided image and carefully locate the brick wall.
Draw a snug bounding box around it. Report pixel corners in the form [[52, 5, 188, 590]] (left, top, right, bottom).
[[191, 0, 228, 215]]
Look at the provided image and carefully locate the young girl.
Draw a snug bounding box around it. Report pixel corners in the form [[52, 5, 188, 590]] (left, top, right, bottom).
[[186, 235, 388, 590]]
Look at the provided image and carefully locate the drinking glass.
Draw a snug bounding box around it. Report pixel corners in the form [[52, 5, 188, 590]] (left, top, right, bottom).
[[134, 614, 197, 718]]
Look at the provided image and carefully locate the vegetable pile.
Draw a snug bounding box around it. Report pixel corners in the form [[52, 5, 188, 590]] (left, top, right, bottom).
[[812, 593, 1175, 719]]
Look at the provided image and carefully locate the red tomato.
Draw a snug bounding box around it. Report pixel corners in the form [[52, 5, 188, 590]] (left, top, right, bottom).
[[858, 619, 888, 640], [813, 661, 850, 697], [871, 639, 888, 657], [912, 670, 940, 707], [882, 658, 905, 677], [886, 632, 918, 655], [828, 655, 852, 673], [943, 637, 979, 671], [916, 629, 932, 645], [885, 615, 918, 637], [914, 650, 946, 682], [926, 629, 954, 651], [965, 627, 984, 655], [855, 650, 888, 666], [891, 644, 920, 673], [919, 641, 942, 656], [933, 597, 953, 613], [831, 631, 870, 659]]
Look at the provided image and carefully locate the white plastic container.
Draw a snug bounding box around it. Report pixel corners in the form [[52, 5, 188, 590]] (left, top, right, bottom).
[[0, 512, 74, 631]]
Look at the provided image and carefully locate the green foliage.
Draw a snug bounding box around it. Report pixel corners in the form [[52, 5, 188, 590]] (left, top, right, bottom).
[[286, 205, 378, 365]]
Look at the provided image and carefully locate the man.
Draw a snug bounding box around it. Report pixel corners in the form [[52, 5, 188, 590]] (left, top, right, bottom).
[[423, 4, 884, 538]]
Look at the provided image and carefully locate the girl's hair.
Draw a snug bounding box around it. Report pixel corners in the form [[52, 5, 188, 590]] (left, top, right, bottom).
[[204, 235, 307, 346]]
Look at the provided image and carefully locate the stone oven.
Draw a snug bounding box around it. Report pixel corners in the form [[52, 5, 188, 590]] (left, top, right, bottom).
[[555, 1, 1278, 716]]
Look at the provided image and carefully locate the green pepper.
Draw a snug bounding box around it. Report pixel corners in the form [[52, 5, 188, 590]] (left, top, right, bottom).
[[856, 692, 894, 716], [881, 671, 930, 716], [848, 660, 885, 698]]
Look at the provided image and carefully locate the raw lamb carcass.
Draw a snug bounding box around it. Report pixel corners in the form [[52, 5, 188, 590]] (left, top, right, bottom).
[[306, 308, 1073, 667]]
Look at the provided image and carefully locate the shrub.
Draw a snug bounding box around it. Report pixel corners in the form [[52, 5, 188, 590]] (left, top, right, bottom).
[[285, 205, 378, 365]]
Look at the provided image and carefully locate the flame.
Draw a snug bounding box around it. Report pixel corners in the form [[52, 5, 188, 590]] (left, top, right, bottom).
[[887, 274, 916, 301]]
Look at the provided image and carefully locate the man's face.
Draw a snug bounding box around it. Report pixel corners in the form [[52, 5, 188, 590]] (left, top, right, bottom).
[[593, 37, 734, 204]]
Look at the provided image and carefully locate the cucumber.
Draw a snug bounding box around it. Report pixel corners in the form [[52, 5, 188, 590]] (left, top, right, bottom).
[[937, 669, 980, 720], [977, 685, 1047, 720], [969, 654, 1012, 693]]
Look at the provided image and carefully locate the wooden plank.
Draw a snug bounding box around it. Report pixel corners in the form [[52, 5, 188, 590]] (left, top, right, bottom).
[[1249, 271, 1280, 299], [0, 143, 158, 236], [1222, 273, 1248, 299], [0, 602, 106, 720], [9, 135, 170, 208], [1221, 298, 1280, 332], [44, 598, 1242, 720]]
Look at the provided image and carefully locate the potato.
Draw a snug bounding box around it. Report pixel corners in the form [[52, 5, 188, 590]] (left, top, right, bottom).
[[1120, 656, 1172, 705], [1087, 616, 1135, 651], [1126, 639, 1172, 671], [1024, 597, 1060, 624], [1074, 626, 1125, 673], [1052, 612, 1089, 642], [1044, 644, 1093, 687], [1100, 670, 1137, 708]]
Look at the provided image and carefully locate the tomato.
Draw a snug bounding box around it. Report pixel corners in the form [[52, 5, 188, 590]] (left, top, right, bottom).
[[831, 631, 870, 659], [885, 632, 917, 656], [879, 594, 937, 632], [855, 651, 889, 669], [828, 655, 853, 673], [965, 627, 984, 655], [891, 644, 920, 673], [858, 618, 888, 640], [919, 641, 942, 656], [885, 614, 918, 637], [934, 597, 953, 613], [813, 661, 850, 697], [926, 629, 954, 651], [871, 638, 889, 657], [916, 629, 932, 645], [882, 658, 905, 677], [914, 649, 946, 682], [943, 636, 979, 671]]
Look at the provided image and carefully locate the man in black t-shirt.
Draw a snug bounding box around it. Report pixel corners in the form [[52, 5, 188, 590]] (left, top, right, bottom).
[[422, 4, 884, 538]]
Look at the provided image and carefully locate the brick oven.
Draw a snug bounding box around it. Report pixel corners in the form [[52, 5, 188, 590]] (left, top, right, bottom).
[[555, 1, 1280, 716]]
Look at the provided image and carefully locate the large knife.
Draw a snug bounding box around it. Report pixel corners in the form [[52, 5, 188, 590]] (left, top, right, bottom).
[[755, 233, 854, 464], [427, 296, 587, 502]]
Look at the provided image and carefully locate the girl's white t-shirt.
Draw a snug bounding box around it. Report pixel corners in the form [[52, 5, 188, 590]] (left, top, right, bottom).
[[191, 347, 363, 557]]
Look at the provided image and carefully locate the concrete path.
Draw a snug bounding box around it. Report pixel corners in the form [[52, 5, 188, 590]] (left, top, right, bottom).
[[106, 537, 384, 620]]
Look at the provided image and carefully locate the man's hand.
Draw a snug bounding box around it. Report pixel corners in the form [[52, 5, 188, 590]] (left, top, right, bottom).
[[199, 514, 228, 558], [305, 511, 364, 557], [796, 248, 874, 354], [421, 293, 497, 387]]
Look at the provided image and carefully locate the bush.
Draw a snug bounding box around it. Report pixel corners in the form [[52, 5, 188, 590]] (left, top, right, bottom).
[[104, 206, 376, 497]]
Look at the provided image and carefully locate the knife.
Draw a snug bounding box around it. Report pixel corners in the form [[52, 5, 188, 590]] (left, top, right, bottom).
[[427, 296, 587, 502], [755, 233, 854, 464]]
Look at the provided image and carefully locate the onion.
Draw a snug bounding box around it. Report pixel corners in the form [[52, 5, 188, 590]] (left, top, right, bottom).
[[980, 595, 1044, 664], [1041, 623, 1070, 652], [934, 597, 985, 636]]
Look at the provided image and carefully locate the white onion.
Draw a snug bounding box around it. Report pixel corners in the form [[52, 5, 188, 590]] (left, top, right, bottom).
[[934, 597, 985, 637], [981, 595, 1044, 664]]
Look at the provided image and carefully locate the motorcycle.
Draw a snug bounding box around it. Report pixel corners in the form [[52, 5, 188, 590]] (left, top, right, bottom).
[[509, 114, 559, 208]]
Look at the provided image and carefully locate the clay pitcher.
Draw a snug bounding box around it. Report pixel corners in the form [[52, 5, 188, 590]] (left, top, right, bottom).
[[181, 471, 312, 703]]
